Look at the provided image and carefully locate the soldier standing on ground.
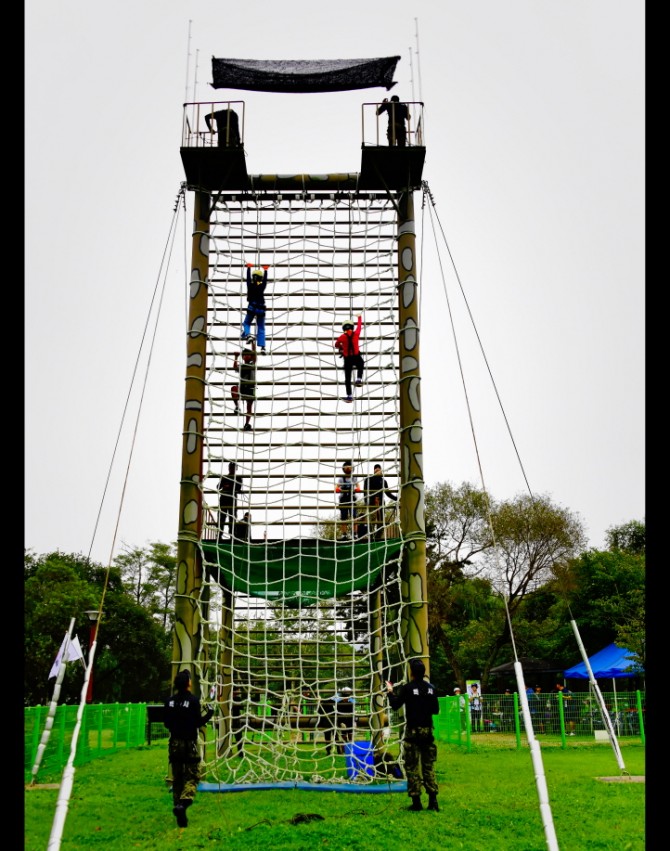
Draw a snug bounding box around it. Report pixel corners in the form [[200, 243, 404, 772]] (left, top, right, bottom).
[[163, 670, 214, 828], [387, 659, 440, 812]]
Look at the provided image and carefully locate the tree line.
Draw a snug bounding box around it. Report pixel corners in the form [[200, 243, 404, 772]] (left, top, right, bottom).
[[23, 484, 645, 705]]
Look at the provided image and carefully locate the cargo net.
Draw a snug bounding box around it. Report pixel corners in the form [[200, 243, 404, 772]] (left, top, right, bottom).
[[193, 189, 411, 787]]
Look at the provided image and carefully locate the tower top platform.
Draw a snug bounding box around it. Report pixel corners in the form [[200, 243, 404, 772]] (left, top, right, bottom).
[[180, 100, 426, 193]]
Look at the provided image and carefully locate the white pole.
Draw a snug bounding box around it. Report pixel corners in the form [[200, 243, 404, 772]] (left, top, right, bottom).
[[47, 625, 99, 850], [612, 678, 619, 734], [569, 620, 626, 772], [184, 19, 192, 104], [414, 18, 423, 104], [29, 618, 76, 783], [513, 662, 560, 851], [183, 20, 195, 140]]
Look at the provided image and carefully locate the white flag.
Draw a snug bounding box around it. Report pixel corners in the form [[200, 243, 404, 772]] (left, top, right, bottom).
[[48, 634, 85, 679], [68, 635, 85, 664], [49, 636, 68, 680]]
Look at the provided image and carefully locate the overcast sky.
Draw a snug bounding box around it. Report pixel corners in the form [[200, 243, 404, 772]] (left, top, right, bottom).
[[25, 1, 644, 565]]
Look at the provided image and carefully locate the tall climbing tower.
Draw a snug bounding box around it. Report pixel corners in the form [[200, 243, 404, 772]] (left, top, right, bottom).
[[173, 57, 428, 787]]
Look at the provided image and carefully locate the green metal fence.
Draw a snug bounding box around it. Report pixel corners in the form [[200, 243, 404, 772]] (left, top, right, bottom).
[[25, 703, 148, 784], [25, 690, 645, 782], [434, 690, 646, 751]]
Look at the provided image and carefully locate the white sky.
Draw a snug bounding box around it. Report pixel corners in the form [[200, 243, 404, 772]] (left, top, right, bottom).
[[25, 1, 644, 565]]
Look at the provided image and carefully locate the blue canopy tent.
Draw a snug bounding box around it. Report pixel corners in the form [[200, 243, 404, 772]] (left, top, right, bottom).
[[564, 643, 643, 734], [563, 643, 642, 681]]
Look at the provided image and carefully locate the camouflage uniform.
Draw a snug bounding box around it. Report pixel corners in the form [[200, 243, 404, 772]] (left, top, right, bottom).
[[387, 661, 440, 808], [402, 725, 439, 796], [164, 672, 214, 825], [167, 738, 203, 806]]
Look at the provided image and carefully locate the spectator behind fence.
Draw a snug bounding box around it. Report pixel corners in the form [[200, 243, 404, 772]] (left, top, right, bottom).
[[501, 688, 515, 732], [532, 686, 545, 733], [555, 683, 577, 735], [468, 683, 483, 733], [454, 687, 466, 731]]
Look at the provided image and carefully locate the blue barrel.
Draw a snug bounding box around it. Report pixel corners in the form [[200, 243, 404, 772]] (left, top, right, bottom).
[[344, 741, 375, 779]]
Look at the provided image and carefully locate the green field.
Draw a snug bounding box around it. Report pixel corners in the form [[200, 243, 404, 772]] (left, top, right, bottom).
[[25, 739, 644, 850]]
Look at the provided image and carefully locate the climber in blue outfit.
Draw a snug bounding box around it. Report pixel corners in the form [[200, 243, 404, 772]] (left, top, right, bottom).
[[242, 263, 270, 353]]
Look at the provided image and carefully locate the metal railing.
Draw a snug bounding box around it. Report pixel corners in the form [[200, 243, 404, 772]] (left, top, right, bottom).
[[361, 101, 425, 148], [434, 690, 646, 750], [180, 100, 425, 150], [182, 100, 246, 148], [26, 689, 643, 782], [25, 703, 148, 784]]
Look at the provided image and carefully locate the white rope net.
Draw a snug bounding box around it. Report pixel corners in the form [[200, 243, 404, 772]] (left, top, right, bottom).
[[193, 189, 410, 786]]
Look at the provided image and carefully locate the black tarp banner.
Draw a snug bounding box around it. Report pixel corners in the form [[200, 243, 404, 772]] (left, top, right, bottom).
[[211, 56, 400, 93]]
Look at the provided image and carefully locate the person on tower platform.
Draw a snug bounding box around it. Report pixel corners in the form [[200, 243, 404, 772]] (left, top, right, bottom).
[[376, 96, 411, 147], [204, 107, 241, 147], [218, 461, 243, 539], [364, 463, 398, 540], [335, 460, 361, 540]]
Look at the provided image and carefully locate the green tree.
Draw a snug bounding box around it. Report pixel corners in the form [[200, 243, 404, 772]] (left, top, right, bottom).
[[424, 481, 493, 572], [24, 550, 99, 705], [114, 545, 153, 607], [424, 487, 587, 691], [477, 493, 586, 682], [553, 545, 645, 668], [487, 492, 587, 605], [89, 589, 171, 702], [24, 549, 171, 705], [427, 567, 504, 693], [147, 541, 178, 631], [605, 519, 645, 556], [507, 519, 646, 674], [424, 482, 499, 691], [114, 541, 177, 631]]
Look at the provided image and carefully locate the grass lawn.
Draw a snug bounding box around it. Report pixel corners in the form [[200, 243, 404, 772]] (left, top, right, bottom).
[[24, 739, 645, 850]]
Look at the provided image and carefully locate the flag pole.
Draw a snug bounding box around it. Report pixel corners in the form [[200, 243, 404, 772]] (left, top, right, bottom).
[[48, 612, 100, 850], [29, 618, 76, 785]]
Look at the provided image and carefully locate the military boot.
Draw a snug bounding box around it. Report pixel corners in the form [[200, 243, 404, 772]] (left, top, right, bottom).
[[427, 794, 440, 812], [408, 795, 423, 811], [173, 804, 188, 827]]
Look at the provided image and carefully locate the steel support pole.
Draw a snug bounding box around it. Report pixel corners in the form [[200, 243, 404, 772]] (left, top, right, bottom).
[[396, 189, 429, 676], [172, 190, 210, 690]]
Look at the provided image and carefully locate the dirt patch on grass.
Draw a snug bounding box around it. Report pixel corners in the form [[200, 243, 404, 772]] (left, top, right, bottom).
[[596, 775, 644, 783]]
